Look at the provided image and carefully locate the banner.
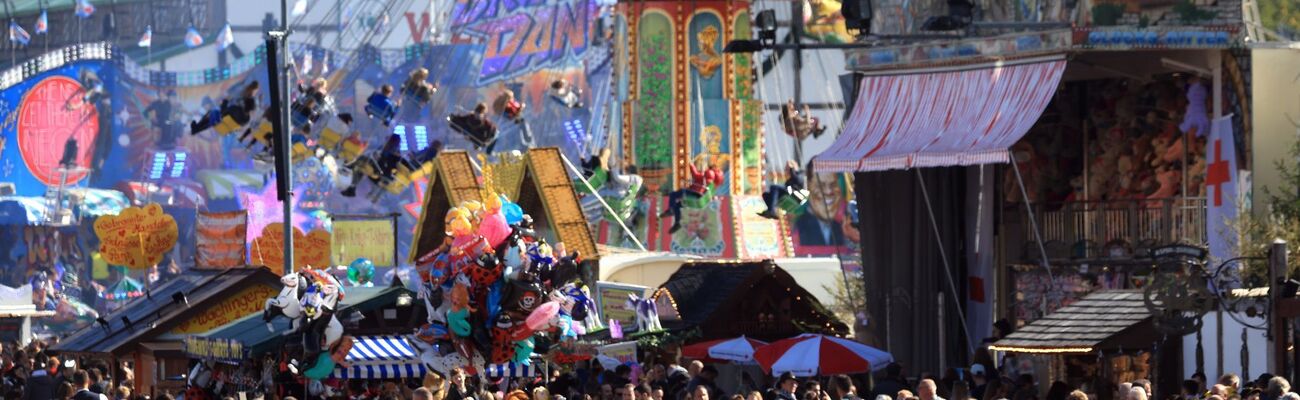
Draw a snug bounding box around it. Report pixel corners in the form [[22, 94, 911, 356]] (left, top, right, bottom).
[[196, 211, 248, 268], [172, 285, 279, 334], [1206, 115, 1239, 268], [594, 282, 647, 329], [183, 336, 248, 364], [251, 223, 332, 272], [92, 203, 179, 269], [332, 219, 396, 267]]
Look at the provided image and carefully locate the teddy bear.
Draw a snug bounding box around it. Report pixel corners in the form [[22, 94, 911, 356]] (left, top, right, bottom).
[[1149, 134, 1171, 168], [1147, 165, 1182, 201]]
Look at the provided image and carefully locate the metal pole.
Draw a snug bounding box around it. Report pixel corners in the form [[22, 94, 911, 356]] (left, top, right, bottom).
[[278, 0, 294, 275], [790, 0, 804, 166]]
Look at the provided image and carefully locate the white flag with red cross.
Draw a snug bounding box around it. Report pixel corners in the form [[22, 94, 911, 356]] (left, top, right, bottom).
[[1206, 114, 1238, 270]]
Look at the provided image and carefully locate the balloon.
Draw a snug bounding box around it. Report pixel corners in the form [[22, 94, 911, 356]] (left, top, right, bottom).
[[479, 211, 511, 248], [513, 336, 535, 365], [502, 203, 524, 225], [448, 308, 472, 337], [526, 301, 560, 331], [347, 258, 375, 285], [302, 353, 336, 379]]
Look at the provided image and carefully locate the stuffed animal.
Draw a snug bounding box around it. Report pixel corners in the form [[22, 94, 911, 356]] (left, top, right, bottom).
[[1180, 76, 1210, 136], [1147, 165, 1182, 200], [448, 279, 474, 337]]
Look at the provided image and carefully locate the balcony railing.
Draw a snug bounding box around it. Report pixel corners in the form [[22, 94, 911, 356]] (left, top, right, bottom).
[[1002, 197, 1207, 262]]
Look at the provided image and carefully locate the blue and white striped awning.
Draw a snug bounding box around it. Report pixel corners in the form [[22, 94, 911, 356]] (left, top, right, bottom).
[[484, 363, 538, 379], [329, 336, 425, 380], [332, 363, 428, 380], [344, 336, 420, 363]]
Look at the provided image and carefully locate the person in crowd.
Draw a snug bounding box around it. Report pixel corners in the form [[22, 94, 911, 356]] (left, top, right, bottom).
[[71, 369, 106, 400], [1126, 387, 1147, 400], [113, 386, 130, 400], [1192, 373, 1209, 394], [1265, 377, 1291, 400], [896, 390, 914, 400], [415, 387, 436, 400], [22, 353, 53, 400], [1044, 382, 1072, 400], [652, 387, 666, 400], [634, 385, 651, 400], [1212, 385, 1231, 398], [805, 380, 822, 399], [446, 368, 470, 400], [1181, 380, 1201, 400], [1222, 374, 1243, 395], [1066, 390, 1088, 400], [776, 373, 800, 400], [1131, 380, 1151, 399], [746, 391, 763, 400], [829, 374, 859, 400], [873, 364, 910, 400], [918, 380, 944, 400], [536, 386, 553, 400], [969, 364, 989, 400]]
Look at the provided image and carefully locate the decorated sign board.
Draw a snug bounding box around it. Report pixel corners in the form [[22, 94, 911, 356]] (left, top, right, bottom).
[[331, 219, 396, 267], [183, 336, 248, 364], [250, 223, 331, 272], [92, 203, 179, 269], [171, 284, 279, 334], [594, 282, 647, 329]]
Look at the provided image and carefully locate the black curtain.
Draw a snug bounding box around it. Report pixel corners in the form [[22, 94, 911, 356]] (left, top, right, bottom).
[[855, 167, 969, 375]]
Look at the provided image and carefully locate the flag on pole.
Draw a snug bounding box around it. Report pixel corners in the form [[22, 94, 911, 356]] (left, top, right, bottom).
[[184, 26, 204, 48], [292, 0, 307, 16], [301, 51, 313, 74], [75, 0, 95, 18], [9, 21, 31, 45], [1205, 114, 1240, 277], [34, 10, 48, 34], [138, 26, 152, 47], [216, 23, 234, 51]]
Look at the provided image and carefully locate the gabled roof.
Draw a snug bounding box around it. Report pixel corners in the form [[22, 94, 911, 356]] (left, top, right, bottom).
[[51, 268, 281, 355], [409, 150, 485, 263], [991, 290, 1154, 353], [658, 262, 768, 327]]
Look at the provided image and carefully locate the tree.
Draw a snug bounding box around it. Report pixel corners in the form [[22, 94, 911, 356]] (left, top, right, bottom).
[[1229, 140, 1300, 281]]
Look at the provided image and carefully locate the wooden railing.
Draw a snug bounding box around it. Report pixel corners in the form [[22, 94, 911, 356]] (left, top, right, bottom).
[[1001, 197, 1207, 261]]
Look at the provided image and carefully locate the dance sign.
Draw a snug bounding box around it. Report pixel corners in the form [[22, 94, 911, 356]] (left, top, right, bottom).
[[251, 223, 332, 272], [93, 203, 179, 269], [331, 219, 395, 267]]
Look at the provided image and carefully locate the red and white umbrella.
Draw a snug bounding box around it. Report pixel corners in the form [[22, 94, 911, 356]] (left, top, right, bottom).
[[753, 334, 893, 377], [682, 336, 768, 362]]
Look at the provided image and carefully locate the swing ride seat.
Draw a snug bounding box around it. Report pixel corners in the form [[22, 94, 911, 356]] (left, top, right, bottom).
[[602, 177, 642, 222], [682, 185, 716, 209], [339, 139, 367, 165], [251, 121, 275, 145], [364, 102, 398, 125], [776, 189, 810, 214], [447, 115, 498, 150], [291, 142, 312, 163], [407, 160, 437, 182], [576, 168, 609, 195], [383, 164, 415, 194], [214, 115, 244, 135], [318, 126, 344, 151], [354, 158, 382, 181]]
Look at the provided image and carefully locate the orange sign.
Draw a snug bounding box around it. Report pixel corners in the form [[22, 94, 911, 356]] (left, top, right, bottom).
[[93, 203, 179, 269], [171, 285, 279, 334], [251, 223, 332, 272]]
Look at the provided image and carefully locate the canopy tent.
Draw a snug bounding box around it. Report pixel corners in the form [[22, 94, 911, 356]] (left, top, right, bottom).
[[0, 197, 48, 225], [329, 336, 427, 379], [812, 56, 1067, 173], [65, 188, 129, 217], [484, 362, 539, 379]]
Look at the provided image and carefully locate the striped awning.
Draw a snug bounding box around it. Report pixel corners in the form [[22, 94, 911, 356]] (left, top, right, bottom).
[[66, 188, 129, 216], [343, 335, 420, 363], [332, 363, 428, 380], [484, 362, 538, 379], [812, 56, 1067, 173], [329, 336, 425, 380]]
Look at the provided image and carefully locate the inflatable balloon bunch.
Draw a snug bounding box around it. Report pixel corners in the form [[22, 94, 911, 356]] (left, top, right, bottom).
[[261, 267, 352, 380], [411, 186, 601, 376]]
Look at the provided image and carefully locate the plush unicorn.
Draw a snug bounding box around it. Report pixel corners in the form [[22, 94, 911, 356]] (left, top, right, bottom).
[[625, 294, 661, 332], [263, 273, 304, 332]]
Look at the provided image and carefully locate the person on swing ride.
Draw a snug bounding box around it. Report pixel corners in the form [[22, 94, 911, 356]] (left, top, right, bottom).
[[364, 84, 399, 126], [399, 68, 437, 119], [549, 79, 584, 108], [781, 100, 827, 140], [190, 81, 260, 135], [289, 77, 331, 129], [492, 89, 535, 147], [758, 160, 806, 219], [582, 147, 612, 179], [658, 155, 723, 233], [449, 103, 499, 154], [340, 134, 414, 198]]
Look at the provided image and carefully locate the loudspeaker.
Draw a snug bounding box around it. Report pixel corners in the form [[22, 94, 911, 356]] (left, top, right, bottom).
[[842, 0, 873, 32]]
